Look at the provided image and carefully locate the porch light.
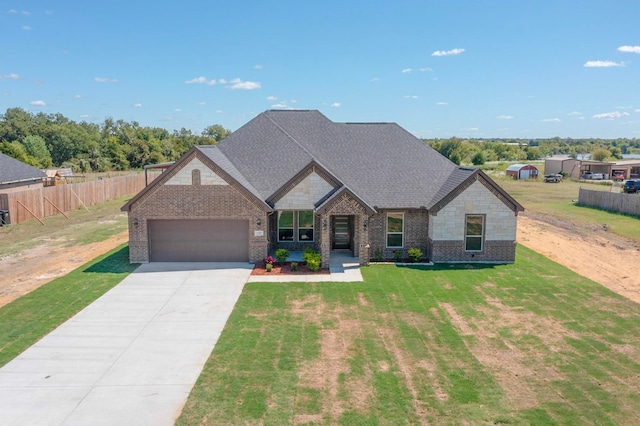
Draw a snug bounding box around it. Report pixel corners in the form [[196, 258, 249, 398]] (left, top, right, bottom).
[[133, 218, 139, 228], [323, 218, 328, 230], [363, 218, 368, 230], [256, 217, 262, 227]]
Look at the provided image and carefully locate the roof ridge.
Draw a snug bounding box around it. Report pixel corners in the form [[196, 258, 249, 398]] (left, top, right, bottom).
[[264, 111, 317, 160]]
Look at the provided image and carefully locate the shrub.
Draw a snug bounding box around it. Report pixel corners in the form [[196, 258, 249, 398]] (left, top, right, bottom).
[[275, 248, 289, 265], [394, 251, 403, 262], [290, 261, 298, 271], [306, 258, 321, 272], [266, 263, 273, 272], [408, 247, 423, 263]]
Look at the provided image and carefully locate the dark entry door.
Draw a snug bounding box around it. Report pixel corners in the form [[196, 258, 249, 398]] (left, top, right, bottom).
[[332, 216, 351, 249]]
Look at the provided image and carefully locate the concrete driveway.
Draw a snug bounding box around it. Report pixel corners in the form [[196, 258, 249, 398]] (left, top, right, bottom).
[[0, 262, 252, 426]]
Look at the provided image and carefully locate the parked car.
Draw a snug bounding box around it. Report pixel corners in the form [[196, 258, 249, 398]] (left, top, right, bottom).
[[581, 171, 605, 180], [544, 174, 562, 183], [612, 171, 625, 182], [623, 180, 639, 194]]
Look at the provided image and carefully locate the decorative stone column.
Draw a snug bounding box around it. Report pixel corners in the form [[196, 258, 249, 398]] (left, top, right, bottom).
[[320, 214, 331, 269]]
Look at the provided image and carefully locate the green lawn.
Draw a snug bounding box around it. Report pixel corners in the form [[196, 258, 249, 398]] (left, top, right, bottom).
[[178, 245, 640, 425], [493, 175, 640, 245], [0, 245, 138, 367]]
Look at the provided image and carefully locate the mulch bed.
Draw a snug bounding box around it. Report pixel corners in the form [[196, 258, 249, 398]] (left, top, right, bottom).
[[251, 262, 330, 276]]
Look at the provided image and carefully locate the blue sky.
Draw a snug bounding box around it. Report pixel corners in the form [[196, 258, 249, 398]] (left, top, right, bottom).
[[2, 1, 639, 139]]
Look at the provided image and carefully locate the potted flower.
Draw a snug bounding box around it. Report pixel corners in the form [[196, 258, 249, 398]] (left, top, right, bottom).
[[264, 256, 275, 272]]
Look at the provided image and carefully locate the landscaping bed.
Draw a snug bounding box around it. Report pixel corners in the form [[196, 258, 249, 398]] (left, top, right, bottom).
[[251, 262, 330, 276]]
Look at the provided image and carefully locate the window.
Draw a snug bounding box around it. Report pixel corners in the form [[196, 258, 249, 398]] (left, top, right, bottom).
[[298, 210, 314, 242], [386, 212, 404, 248], [278, 211, 294, 241], [465, 215, 484, 251]]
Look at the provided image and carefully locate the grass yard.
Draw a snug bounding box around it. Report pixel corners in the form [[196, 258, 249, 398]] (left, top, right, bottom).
[[178, 245, 640, 425], [0, 245, 137, 367], [493, 175, 640, 245]]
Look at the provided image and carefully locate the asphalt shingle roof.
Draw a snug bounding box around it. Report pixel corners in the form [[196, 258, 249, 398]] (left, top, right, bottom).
[[212, 110, 463, 209], [0, 153, 46, 185]]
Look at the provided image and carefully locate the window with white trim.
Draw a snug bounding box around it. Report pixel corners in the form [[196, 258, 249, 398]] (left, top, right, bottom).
[[465, 214, 484, 251], [298, 210, 314, 242], [386, 212, 404, 248], [278, 211, 294, 241]]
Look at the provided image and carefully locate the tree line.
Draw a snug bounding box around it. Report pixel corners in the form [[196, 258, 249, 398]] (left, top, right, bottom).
[[0, 108, 231, 171], [426, 136, 640, 166], [3, 107, 639, 172]]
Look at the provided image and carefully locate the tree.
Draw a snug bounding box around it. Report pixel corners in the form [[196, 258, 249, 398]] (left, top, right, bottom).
[[591, 148, 611, 162], [471, 151, 485, 165], [201, 124, 231, 142], [22, 135, 52, 168]]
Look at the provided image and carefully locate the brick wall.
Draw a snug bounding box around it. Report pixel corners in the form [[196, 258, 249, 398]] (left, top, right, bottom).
[[367, 209, 429, 261], [127, 154, 268, 263], [429, 239, 516, 263]]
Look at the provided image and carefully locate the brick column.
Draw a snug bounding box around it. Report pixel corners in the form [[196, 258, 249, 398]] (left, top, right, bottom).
[[359, 214, 370, 266], [320, 214, 330, 269]]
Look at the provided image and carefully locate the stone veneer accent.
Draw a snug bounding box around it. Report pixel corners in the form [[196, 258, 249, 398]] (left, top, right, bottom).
[[165, 157, 229, 186], [127, 155, 268, 263], [428, 180, 517, 263], [274, 172, 334, 210]]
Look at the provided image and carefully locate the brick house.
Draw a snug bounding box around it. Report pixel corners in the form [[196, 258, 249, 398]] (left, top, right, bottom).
[[122, 110, 523, 266]]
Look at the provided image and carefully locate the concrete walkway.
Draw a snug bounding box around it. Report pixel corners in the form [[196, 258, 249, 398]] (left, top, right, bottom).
[[0, 262, 252, 426], [247, 250, 363, 282]]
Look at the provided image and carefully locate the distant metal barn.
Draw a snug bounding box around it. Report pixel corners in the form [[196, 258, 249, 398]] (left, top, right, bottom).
[[506, 164, 539, 179]]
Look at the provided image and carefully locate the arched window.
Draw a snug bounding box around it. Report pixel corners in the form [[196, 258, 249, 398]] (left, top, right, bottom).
[[192, 169, 201, 186]]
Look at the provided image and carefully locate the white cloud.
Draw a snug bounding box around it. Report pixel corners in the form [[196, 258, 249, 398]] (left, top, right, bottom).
[[331, 102, 341, 108], [432, 48, 465, 57], [185, 76, 216, 85], [267, 96, 277, 101], [133, 103, 142, 108], [227, 78, 261, 90], [271, 103, 289, 108], [618, 45, 640, 54], [0, 73, 19, 80], [497, 115, 513, 120], [567, 111, 583, 116], [197, 101, 206, 106], [174, 108, 181, 112], [253, 64, 263, 69], [419, 67, 433, 72], [403, 95, 418, 99], [370, 77, 380, 82], [402, 68, 412, 73], [8, 9, 30, 15], [73, 94, 83, 99], [436, 102, 448, 105], [95, 76, 118, 83], [463, 127, 479, 131], [542, 118, 561, 122], [30, 100, 46, 106], [592, 111, 630, 119], [79, 114, 91, 119], [635, 109, 640, 113], [22, 25, 31, 30], [218, 78, 227, 84], [584, 60, 623, 67]]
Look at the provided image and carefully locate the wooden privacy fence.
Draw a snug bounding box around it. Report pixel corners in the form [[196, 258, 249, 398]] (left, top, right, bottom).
[[0, 174, 150, 225], [578, 187, 640, 217]]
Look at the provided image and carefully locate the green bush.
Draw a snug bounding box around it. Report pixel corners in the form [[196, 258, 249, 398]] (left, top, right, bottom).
[[275, 248, 289, 264], [306, 258, 321, 272], [374, 248, 383, 261], [394, 251, 403, 262], [408, 247, 423, 263], [290, 262, 298, 271]]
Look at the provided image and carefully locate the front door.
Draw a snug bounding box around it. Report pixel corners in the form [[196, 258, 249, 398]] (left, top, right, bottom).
[[332, 216, 351, 249]]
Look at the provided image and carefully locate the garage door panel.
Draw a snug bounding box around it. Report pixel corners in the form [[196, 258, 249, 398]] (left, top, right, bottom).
[[148, 219, 248, 262]]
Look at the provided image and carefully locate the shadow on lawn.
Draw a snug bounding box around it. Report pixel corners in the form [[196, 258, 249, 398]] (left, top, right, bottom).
[[397, 263, 500, 272], [83, 246, 139, 274]]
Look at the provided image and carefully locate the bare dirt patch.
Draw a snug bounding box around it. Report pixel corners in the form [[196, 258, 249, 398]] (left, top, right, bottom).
[[0, 230, 128, 307], [518, 212, 640, 305]]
